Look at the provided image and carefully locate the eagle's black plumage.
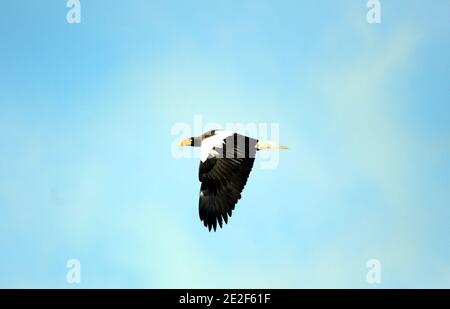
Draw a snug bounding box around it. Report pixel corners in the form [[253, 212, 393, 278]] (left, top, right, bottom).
[[180, 130, 286, 231], [198, 133, 257, 231]]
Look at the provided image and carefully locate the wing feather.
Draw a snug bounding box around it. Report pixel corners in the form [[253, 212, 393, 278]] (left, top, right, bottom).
[[198, 133, 257, 231]]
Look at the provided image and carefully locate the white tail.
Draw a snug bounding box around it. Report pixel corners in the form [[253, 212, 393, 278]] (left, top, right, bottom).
[[256, 141, 288, 150]]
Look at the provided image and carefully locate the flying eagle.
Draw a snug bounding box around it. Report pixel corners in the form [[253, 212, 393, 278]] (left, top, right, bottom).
[[180, 130, 287, 231]]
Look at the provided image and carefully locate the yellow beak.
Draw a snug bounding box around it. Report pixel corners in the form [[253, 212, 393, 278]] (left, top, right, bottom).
[[180, 138, 192, 147]]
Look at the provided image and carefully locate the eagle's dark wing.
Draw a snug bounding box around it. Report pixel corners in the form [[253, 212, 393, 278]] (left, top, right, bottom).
[[198, 134, 257, 231]]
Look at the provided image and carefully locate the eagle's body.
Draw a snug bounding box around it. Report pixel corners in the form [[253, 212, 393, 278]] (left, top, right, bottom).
[[180, 130, 286, 231]]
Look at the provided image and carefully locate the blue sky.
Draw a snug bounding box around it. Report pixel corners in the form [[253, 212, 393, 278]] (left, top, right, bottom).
[[0, 0, 449, 288]]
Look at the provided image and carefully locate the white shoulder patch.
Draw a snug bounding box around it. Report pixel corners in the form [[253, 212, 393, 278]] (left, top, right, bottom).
[[200, 130, 233, 162]]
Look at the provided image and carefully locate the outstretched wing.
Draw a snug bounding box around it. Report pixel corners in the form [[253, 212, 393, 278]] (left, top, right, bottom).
[[198, 134, 257, 231]]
